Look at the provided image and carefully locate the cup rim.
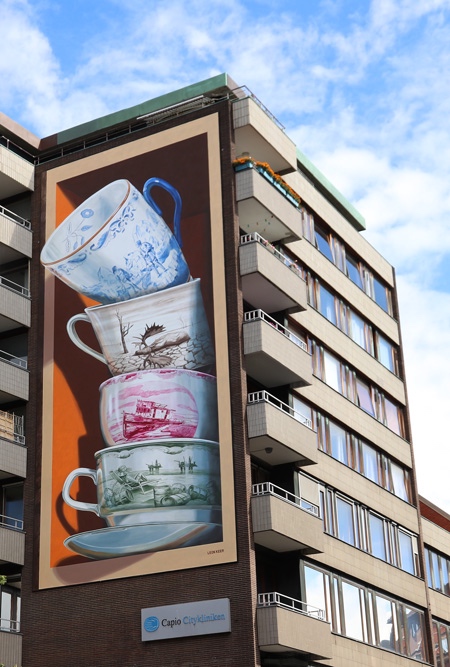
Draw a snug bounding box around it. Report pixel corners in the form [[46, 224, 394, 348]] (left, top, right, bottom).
[[99, 367, 217, 390], [83, 277, 201, 313], [40, 179, 131, 267], [93, 437, 220, 458]]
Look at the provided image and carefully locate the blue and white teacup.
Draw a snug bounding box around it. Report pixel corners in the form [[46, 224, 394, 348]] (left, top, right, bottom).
[[41, 178, 190, 304]]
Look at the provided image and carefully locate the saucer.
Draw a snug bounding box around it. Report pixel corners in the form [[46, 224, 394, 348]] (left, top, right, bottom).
[[64, 522, 222, 560]]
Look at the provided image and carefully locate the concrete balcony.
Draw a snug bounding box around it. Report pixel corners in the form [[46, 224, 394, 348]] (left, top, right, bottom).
[[243, 311, 312, 388], [0, 523, 25, 566], [247, 391, 317, 466], [233, 97, 297, 173], [0, 438, 26, 479], [0, 630, 22, 667], [252, 483, 324, 554], [0, 358, 29, 403], [240, 234, 307, 314], [235, 166, 302, 243], [257, 592, 332, 660], [0, 205, 32, 262], [0, 278, 31, 332]]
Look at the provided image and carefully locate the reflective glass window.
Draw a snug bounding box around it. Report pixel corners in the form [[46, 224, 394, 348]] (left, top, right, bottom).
[[377, 333, 395, 372], [315, 228, 334, 262], [375, 595, 396, 651], [336, 497, 355, 546], [404, 607, 425, 660], [329, 421, 348, 465], [391, 462, 409, 502], [362, 442, 379, 484], [369, 513, 386, 561], [304, 565, 328, 620], [342, 581, 364, 641], [384, 397, 402, 436], [398, 531, 415, 575], [323, 350, 342, 392], [431, 551, 442, 591], [373, 276, 389, 312], [350, 311, 366, 349], [356, 379, 375, 416], [346, 256, 363, 288], [319, 284, 337, 325]]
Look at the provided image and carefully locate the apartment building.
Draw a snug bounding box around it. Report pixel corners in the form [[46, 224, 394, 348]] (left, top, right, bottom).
[[0, 74, 448, 666], [0, 116, 37, 667]]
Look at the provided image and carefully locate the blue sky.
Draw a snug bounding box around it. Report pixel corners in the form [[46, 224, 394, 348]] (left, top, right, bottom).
[[1, 0, 449, 511]]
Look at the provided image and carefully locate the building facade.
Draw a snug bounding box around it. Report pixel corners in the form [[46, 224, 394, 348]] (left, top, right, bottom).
[[0, 74, 448, 666]]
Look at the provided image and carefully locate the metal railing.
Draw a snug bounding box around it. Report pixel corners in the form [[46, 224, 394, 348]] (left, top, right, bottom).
[[244, 310, 308, 352], [252, 481, 320, 517], [0, 618, 21, 633], [0, 135, 35, 163], [0, 204, 31, 230], [0, 409, 25, 445], [257, 592, 324, 620], [0, 514, 24, 531], [232, 87, 285, 131], [0, 275, 30, 297], [0, 349, 28, 369], [247, 390, 313, 430], [239, 232, 304, 280]]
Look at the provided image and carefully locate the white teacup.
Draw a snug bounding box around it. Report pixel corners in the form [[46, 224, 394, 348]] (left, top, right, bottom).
[[66, 279, 215, 375], [41, 178, 190, 304], [99, 368, 218, 446], [62, 439, 221, 527]]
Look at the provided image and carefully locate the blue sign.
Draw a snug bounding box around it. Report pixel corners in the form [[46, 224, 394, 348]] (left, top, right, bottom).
[[144, 616, 160, 633]]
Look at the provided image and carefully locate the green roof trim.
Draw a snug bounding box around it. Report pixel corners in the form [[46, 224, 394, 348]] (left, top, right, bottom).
[[55, 73, 234, 145], [296, 147, 366, 232]]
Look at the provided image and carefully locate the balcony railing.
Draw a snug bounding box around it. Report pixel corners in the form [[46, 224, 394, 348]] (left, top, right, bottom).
[[244, 310, 308, 352], [0, 514, 24, 531], [248, 391, 312, 429], [0, 409, 25, 445], [0, 204, 31, 230], [252, 482, 319, 517], [0, 618, 21, 633], [0, 275, 30, 298], [0, 350, 28, 370], [240, 232, 304, 280], [232, 87, 285, 131], [0, 134, 35, 163], [257, 592, 324, 620]]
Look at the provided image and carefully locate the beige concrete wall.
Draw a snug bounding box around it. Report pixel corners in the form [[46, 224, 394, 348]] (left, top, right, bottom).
[[330, 633, 429, 667], [0, 212, 32, 257], [0, 145, 34, 191], [0, 285, 31, 328], [0, 436, 26, 478], [0, 525, 25, 565], [257, 605, 332, 659], [0, 360, 29, 401]]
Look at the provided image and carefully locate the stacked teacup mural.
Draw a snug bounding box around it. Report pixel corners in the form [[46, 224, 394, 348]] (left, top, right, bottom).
[[41, 177, 221, 560]]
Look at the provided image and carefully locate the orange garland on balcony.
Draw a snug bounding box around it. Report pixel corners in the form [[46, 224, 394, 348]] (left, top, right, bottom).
[[233, 156, 301, 205]]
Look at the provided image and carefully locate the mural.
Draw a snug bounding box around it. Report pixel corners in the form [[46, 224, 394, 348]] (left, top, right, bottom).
[[39, 115, 236, 587]]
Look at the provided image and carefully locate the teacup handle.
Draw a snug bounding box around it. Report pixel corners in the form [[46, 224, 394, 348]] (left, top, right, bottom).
[[66, 314, 107, 366], [63, 468, 100, 516], [142, 178, 183, 248]]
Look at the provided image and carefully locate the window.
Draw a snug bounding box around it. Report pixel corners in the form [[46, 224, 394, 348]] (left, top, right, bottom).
[[346, 255, 363, 289], [336, 496, 356, 546], [361, 442, 379, 483], [329, 421, 348, 465], [398, 530, 415, 575], [349, 311, 366, 349], [373, 275, 389, 312], [1, 482, 24, 529], [0, 584, 20, 632], [356, 379, 375, 416], [301, 562, 427, 660], [315, 227, 334, 262], [342, 581, 364, 641], [369, 513, 386, 560], [376, 333, 395, 373], [323, 350, 342, 392], [319, 284, 337, 325], [320, 483, 419, 575]]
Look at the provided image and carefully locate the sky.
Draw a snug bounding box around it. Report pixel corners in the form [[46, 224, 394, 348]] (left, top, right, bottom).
[[1, 0, 449, 513]]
